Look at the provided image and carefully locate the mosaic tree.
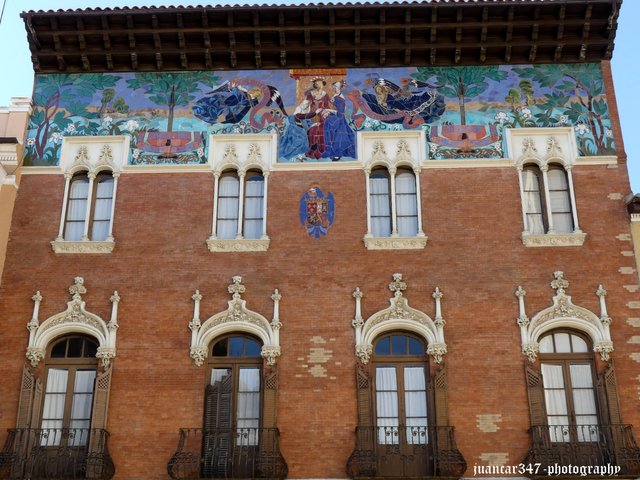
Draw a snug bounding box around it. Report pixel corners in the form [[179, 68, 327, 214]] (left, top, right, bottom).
[[30, 74, 121, 163], [513, 64, 613, 154], [126, 72, 214, 131], [411, 66, 507, 125]]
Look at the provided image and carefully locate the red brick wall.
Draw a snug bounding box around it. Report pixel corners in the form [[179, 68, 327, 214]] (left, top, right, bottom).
[[0, 162, 638, 479]]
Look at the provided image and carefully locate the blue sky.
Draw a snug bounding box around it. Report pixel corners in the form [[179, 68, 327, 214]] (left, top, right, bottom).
[[1, 0, 638, 191]]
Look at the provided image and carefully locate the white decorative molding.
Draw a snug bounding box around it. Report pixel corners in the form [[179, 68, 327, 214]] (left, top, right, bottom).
[[60, 135, 129, 175], [206, 238, 270, 252], [515, 271, 614, 362], [631, 214, 640, 223], [363, 236, 427, 250], [26, 277, 120, 368], [208, 133, 277, 174], [521, 232, 586, 247], [505, 127, 578, 168], [352, 273, 447, 364], [358, 130, 425, 173], [51, 240, 115, 254], [189, 276, 282, 366]]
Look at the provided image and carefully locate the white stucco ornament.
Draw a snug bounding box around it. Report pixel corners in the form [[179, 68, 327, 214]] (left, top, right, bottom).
[[516, 271, 614, 362], [188, 276, 282, 366], [26, 277, 120, 368], [352, 273, 447, 364]]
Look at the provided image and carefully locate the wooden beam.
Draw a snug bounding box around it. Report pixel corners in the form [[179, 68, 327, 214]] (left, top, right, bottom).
[[227, 12, 237, 67], [404, 8, 411, 65], [279, 12, 286, 67], [354, 9, 360, 66], [379, 9, 386, 65], [580, 5, 592, 61]]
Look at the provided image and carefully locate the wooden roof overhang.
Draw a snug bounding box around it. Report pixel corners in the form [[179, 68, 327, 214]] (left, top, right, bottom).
[[21, 0, 622, 73]]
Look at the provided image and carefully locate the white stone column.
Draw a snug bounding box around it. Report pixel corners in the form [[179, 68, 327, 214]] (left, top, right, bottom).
[[516, 166, 529, 233], [107, 173, 119, 242], [261, 172, 269, 239], [82, 173, 96, 241], [414, 167, 425, 236], [210, 172, 220, 239], [540, 165, 555, 233], [236, 171, 246, 239], [565, 166, 582, 233], [389, 167, 398, 236], [57, 173, 72, 240]]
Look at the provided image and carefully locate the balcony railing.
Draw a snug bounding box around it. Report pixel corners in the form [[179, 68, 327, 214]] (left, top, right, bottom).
[[0, 428, 115, 480], [167, 428, 287, 480], [524, 424, 640, 477], [346, 425, 467, 479]]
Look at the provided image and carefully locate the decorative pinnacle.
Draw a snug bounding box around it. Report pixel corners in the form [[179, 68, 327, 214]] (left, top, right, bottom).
[[228, 276, 246, 300], [515, 286, 526, 298], [596, 285, 607, 298], [389, 273, 407, 298], [32, 291, 43, 303], [352, 287, 363, 300], [271, 289, 281, 302], [432, 287, 443, 300], [69, 277, 86, 298], [110, 291, 121, 304], [551, 271, 569, 295], [192, 289, 203, 302]]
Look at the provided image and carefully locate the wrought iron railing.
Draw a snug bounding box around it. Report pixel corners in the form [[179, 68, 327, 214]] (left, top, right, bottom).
[[0, 428, 114, 480], [524, 424, 640, 477], [346, 425, 467, 478], [167, 428, 287, 480]]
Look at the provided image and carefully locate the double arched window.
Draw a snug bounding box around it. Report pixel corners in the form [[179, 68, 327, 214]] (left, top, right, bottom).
[[368, 167, 419, 238], [215, 170, 266, 240], [521, 164, 575, 235], [61, 171, 116, 242]]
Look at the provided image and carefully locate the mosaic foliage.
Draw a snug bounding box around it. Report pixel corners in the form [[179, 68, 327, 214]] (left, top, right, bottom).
[[23, 64, 614, 166]]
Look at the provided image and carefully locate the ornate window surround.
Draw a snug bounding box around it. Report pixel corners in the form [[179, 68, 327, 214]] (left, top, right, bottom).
[[515, 271, 613, 363], [188, 276, 282, 366], [26, 277, 120, 368], [352, 273, 446, 364], [358, 131, 427, 250], [506, 127, 585, 248], [51, 136, 129, 254], [206, 134, 275, 252]]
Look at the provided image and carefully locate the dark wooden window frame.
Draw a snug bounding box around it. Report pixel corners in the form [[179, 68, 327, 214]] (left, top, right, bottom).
[[369, 167, 392, 237]]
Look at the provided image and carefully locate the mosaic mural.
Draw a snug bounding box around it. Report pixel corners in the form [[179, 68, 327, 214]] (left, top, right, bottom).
[[23, 64, 615, 166]]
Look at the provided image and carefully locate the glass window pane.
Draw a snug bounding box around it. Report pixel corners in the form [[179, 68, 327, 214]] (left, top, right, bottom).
[[84, 340, 98, 358], [67, 337, 83, 357], [51, 340, 67, 358], [245, 338, 261, 357], [573, 390, 597, 416], [212, 338, 228, 356], [375, 337, 390, 355], [370, 173, 391, 238], [539, 335, 554, 353], [210, 368, 231, 385], [544, 390, 568, 415], [547, 168, 568, 189], [45, 369, 69, 393], [541, 364, 565, 388], [239, 368, 261, 392], [554, 333, 571, 353], [404, 367, 426, 391], [408, 337, 423, 355], [74, 370, 96, 393], [391, 335, 407, 355], [229, 336, 244, 356], [404, 392, 427, 418], [70, 394, 93, 420], [571, 335, 589, 353], [570, 364, 594, 388]]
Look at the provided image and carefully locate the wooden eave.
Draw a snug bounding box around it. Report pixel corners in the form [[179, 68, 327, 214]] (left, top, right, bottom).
[[20, 0, 622, 73]]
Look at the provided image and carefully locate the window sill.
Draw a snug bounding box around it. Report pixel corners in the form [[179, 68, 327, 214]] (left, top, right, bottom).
[[206, 237, 270, 252], [363, 235, 427, 250], [521, 231, 586, 247], [51, 239, 115, 254]]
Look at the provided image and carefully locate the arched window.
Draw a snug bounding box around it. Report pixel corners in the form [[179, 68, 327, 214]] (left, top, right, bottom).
[[369, 168, 392, 237], [203, 335, 263, 478], [537, 330, 599, 443], [394, 168, 418, 237], [41, 335, 99, 447], [61, 170, 116, 243], [520, 163, 575, 235], [214, 170, 266, 241], [373, 334, 429, 452]]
